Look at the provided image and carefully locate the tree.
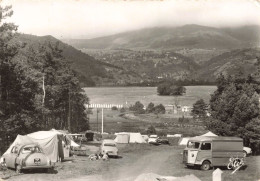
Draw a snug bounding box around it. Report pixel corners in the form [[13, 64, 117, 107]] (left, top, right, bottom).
[[0, 5, 90, 146], [191, 99, 207, 119], [147, 125, 156, 135], [129, 101, 145, 114], [154, 104, 166, 114], [146, 102, 155, 113], [207, 73, 260, 154], [157, 82, 186, 96]]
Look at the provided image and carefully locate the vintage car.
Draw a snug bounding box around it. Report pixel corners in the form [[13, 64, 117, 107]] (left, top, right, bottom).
[[148, 135, 158, 144], [100, 139, 118, 157], [2, 143, 53, 173], [157, 137, 169, 145], [243, 146, 252, 157]]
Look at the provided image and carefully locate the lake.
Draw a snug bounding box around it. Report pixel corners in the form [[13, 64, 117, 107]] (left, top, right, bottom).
[[83, 86, 217, 107]]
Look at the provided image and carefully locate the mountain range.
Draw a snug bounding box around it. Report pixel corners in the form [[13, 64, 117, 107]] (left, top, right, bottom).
[[63, 24, 260, 50], [14, 24, 260, 86]]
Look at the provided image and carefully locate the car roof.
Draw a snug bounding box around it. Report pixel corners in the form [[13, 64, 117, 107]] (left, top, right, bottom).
[[103, 139, 116, 144], [189, 136, 243, 142]]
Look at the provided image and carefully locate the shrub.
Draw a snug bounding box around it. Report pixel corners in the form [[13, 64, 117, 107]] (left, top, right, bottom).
[[157, 82, 186, 96], [146, 102, 155, 113], [154, 104, 166, 114], [111, 106, 118, 111], [129, 101, 145, 114], [146, 125, 156, 134], [120, 107, 126, 113]]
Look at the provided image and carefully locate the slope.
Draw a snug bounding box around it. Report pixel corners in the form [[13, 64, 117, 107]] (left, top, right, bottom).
[[15, 34, 143, 86], [197, 48, 260, 81], [63, 25, 260, 50]]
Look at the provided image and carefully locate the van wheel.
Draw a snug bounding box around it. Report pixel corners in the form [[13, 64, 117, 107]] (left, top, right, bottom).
[[201, 161, 211, 171], [243, 151, 247, 157]]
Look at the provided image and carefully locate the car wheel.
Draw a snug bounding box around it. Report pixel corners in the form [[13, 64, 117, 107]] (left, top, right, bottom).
[[15, 165, 21, 174], [201, 161, 211, 171], [243, 151, 247, 157]]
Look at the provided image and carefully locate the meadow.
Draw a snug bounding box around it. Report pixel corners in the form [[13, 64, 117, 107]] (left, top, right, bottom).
[[84, 86, 216, 135], [84, 86, 217, 107]]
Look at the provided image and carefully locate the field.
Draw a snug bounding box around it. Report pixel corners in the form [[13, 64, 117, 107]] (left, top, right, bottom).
[[2, 144, 259, 181], [84, 86, 217, 107], [85, 86, 216, 135]]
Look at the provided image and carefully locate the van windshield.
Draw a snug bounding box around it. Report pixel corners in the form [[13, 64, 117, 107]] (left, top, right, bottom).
[[187, 141, 200, 149]]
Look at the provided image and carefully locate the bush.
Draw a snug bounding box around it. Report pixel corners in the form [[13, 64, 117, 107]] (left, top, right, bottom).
[[178, 116, 190, 123], [154, 104, 166, 114], [111, 106, 118, 111], [157, 82, 186, 96], [129, 101, 145, 114], [146, 125, 156, 134], [146, 102, 155, 113], [120, 107, 126, 113]]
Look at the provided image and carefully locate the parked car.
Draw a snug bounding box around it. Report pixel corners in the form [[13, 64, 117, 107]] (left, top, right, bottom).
[[148, 135, 158, 144], [69, 134, 88, 143], [100, 139, 118, 157], [157, 137, 169, 145], [183, 136, 244, 170], [2, 143, 53, 173], [243, 147, 252, 157]]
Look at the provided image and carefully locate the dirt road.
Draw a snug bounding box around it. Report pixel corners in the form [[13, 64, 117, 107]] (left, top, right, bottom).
[[2, 144, 260, 181]]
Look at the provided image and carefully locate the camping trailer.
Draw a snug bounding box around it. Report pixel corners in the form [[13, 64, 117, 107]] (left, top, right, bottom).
[[183, 136, 244, 170]]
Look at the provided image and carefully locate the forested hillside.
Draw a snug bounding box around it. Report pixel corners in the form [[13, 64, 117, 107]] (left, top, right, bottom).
[[0, 6, 89, 146], [16, 34, 143, 87], [197, 48, 260, 80]]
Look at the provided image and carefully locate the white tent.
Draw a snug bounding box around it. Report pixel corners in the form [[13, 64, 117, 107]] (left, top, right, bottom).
[[142, 135, 149, 142], [200, 131, 218, 137], [50, 129, 80, 158], [3, 131, 64, 162], [129, 133, 146, 143], [167, 134, 182, 138], [50, 129, 80, 147], [114, 133, 129, 144], [178, 137, 190, 146]]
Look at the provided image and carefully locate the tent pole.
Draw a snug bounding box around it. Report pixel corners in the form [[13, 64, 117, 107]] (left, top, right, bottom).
[[101, 108, 104, 134], [97, 108, 98, 132]]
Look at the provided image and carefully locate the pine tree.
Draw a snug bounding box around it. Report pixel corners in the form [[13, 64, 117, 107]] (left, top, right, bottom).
[[191, 99, 207, 119]]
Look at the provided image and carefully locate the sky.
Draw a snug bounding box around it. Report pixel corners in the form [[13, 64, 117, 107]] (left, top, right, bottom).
[[1, 0, 260, 39]]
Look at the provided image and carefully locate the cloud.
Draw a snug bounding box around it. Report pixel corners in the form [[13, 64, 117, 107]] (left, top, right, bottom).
[[2, 0, 260, 39]]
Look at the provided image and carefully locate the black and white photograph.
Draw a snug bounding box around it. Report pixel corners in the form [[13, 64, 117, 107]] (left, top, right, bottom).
[[0, 0, 260, 180]]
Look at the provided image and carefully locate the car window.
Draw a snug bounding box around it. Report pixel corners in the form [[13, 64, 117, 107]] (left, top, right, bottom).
[[104, 143, 116, 147], [11, 146, 18, 154], [187, 141, 200, 149], [201, 143, 211, 150], [21, 146, 42, 154]]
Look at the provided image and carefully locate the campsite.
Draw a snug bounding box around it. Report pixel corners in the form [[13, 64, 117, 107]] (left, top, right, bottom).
[[1, 1, 260, 181], [0, 130, 259, 181]]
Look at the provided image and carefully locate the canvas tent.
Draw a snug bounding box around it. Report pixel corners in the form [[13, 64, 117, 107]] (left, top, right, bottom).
[[200, 131, 218, 137], [178, 137, 191, 146], [50, 129, 80, 157], [2, 131, 65, 162], [142, 135, 149, 142], [114, 132, 146, 143], [167, 134, 182, 138], [129, 133, 146, 143], [114, 133, 129, 144]]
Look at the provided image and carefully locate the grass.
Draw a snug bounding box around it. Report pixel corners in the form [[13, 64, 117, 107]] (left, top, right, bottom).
[[84, 86, 217, 107], [88, 108, 207, 137]]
